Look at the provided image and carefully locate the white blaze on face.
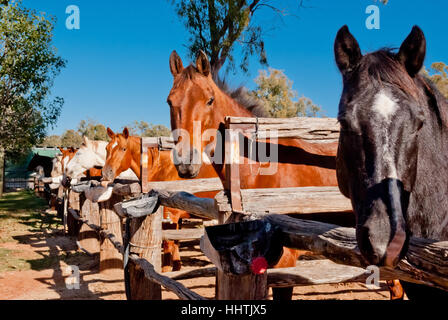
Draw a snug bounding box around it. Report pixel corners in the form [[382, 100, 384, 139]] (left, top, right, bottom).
[[62, 156, 70, 172], [111, 141, 118, 149], [372, 90, 398, 121], [372, 90, 399, 179]]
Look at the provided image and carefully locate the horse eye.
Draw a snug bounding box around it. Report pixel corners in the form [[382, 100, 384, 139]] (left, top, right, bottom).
[[207, 97, 214, 106], [122, 148, 126, 152]]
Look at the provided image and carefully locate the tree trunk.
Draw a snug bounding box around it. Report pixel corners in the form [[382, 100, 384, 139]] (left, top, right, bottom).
[[0, 147, 5, 198]]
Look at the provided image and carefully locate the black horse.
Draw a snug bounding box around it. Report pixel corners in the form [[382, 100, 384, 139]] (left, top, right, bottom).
[[334, 25, 448, 299]]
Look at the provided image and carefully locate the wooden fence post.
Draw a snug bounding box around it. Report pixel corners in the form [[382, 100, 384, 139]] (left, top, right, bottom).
[[214, 122, 269, 300], [216, 271, 268, 300], [99, 194, 123, 272], [126, 205, 162, 300], [77, 197, 100, 255], [67, 190, 82, 236]]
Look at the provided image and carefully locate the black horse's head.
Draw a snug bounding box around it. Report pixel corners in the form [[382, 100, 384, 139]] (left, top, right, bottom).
[[334, 26, 428, 267]]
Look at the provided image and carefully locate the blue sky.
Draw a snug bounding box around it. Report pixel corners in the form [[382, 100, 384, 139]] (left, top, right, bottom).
[[23, 1, 448, 135]]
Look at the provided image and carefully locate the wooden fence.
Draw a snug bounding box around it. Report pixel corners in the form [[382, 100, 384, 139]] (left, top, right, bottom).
[[39, 117, 448, 300]]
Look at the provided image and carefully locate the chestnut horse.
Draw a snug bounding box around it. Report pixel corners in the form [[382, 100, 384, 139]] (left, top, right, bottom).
[[49, 147, 80, 188], [167, 51, 405, 300], [102, 127, 219, 272], [62, 136, 136, 187]]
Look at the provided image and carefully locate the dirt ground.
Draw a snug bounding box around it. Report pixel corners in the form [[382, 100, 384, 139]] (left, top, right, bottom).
[[0, 191, 392, 300]]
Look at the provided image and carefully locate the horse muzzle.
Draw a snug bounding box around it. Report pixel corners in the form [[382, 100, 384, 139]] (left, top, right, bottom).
[[61, 175, 71, 189], [102, 165, 115, 182], [356, 178, 409, 268], [172, 146, 202, 179]]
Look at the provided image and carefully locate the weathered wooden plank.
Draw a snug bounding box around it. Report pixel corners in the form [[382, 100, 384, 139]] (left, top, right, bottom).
[[215, 187, 352, 215], [162, 228, 204, 241], [265, 214, 448, 291], [267, 260, 388, 288], [142, 136, 175, 150], [146, 178, 223, 193], [224, 124, 243, 220], [225, 116, 340, 142], [163, 260, 393, 288], [155, 189, 218, 220]]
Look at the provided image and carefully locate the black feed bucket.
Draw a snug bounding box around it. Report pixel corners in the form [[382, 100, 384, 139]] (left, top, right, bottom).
[[201, 219, 284, 275]]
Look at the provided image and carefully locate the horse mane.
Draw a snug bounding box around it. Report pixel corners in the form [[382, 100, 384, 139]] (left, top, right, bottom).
[[213, 76, 269, 118], [362, 49, 448, 127], [178, 65, 268, 117]]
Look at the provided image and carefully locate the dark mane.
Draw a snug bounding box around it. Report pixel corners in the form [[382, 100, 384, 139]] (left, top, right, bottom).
[[213, 76, 269, 117], [362, 49, 448, 127]]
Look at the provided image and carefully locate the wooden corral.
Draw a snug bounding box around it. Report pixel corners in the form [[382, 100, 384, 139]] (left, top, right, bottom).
[[39, 118, 448, 300]]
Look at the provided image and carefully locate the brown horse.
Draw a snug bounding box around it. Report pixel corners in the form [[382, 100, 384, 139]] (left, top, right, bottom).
[[167, 50, 405, 300], [102, 127, 218, 272]]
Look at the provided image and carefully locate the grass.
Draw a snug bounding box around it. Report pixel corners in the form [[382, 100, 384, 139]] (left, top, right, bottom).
[[0, 190, 48, 212], [0, 247, 30, 272], [0, 191, 60, 243], [0, 190, 68, 272]]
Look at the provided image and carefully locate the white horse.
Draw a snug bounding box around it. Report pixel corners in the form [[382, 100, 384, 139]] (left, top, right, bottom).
[[63, 136, 138, 184], [49, 155, 64, 189]]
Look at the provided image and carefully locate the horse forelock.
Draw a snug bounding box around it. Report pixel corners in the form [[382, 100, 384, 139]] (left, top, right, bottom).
[[360, 49, 448, 128], [361, 50, 422, 101]]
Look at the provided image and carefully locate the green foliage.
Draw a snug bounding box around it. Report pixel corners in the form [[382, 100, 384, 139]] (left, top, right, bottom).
[[60, 129, 82, 148], [423, 62, 448, 99], [38, 135, 61, 147], [77, 119, 109, 141], [171, 0, 389, 76], [251, 68, 323, 118], [0, 0, 65, 156], [40, 119, 171, 148], [171, 0, 296, 75], [126, 121, 171, 137]]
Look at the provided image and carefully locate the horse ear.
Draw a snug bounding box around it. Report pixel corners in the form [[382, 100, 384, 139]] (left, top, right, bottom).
[[397, 26, 426, 77], [83, 136, 90, 147], [107, 127, 115, 139], [58, 147, 64, 153], [196, 50, 211, 77], [123, 127, 129, 139], [334, 25, 362, 75], [169, 50, 184, 77], [69, 147, 75, 153]]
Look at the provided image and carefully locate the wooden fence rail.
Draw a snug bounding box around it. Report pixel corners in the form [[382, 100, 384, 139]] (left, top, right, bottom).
[[118, 189, 448, 292], [200, 214, 448, 292]]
